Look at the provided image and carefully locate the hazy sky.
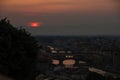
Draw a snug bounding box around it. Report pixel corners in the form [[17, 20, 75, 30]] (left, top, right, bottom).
[[1, 0, 120, 36]]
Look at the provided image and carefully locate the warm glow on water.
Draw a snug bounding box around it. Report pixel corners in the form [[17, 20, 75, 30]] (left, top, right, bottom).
[[63, 59, 76, 65], [52, 59, 76, 65], [52, 60, 59, 65]]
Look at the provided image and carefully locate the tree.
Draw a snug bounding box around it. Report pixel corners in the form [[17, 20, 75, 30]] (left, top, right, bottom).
[[0, 18, 39, 80]]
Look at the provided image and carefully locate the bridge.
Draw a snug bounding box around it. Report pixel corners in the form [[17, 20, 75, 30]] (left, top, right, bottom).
[[38, 45, 120, 75], [50, 50, 89, 68]]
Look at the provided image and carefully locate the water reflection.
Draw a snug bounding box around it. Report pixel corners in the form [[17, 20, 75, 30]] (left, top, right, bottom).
[[63, 59, 76, 65], [52, 59, 76, 68], [52, 60, 59, 65]]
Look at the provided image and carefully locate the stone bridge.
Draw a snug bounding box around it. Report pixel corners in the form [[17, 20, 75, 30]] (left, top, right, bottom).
[[50, 50, 88, 67]]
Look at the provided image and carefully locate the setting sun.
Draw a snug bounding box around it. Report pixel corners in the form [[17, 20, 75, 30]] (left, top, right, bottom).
[[29, 22, 41, 28]]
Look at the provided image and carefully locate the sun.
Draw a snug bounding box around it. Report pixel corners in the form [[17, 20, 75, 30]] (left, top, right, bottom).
[[29, 22, 41, 28]]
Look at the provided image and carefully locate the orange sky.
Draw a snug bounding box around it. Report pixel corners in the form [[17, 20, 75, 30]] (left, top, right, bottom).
[[2, 0, 116, 15], [1, 0, 119, 36]]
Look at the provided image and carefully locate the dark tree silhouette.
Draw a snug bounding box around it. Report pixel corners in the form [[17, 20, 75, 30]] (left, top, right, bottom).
[[0, 18, 39, 80]]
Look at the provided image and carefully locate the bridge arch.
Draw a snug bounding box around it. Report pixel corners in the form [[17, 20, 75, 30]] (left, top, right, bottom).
[[52, 59, 60, 65], [63, 59, 76, 68], [63, 59, 76, 65]]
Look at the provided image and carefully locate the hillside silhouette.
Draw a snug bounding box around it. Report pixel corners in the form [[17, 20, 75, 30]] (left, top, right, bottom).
[[0, 18, 39, 80]]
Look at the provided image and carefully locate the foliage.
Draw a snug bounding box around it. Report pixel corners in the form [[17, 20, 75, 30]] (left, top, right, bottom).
[[0, 18, 39, 80]]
